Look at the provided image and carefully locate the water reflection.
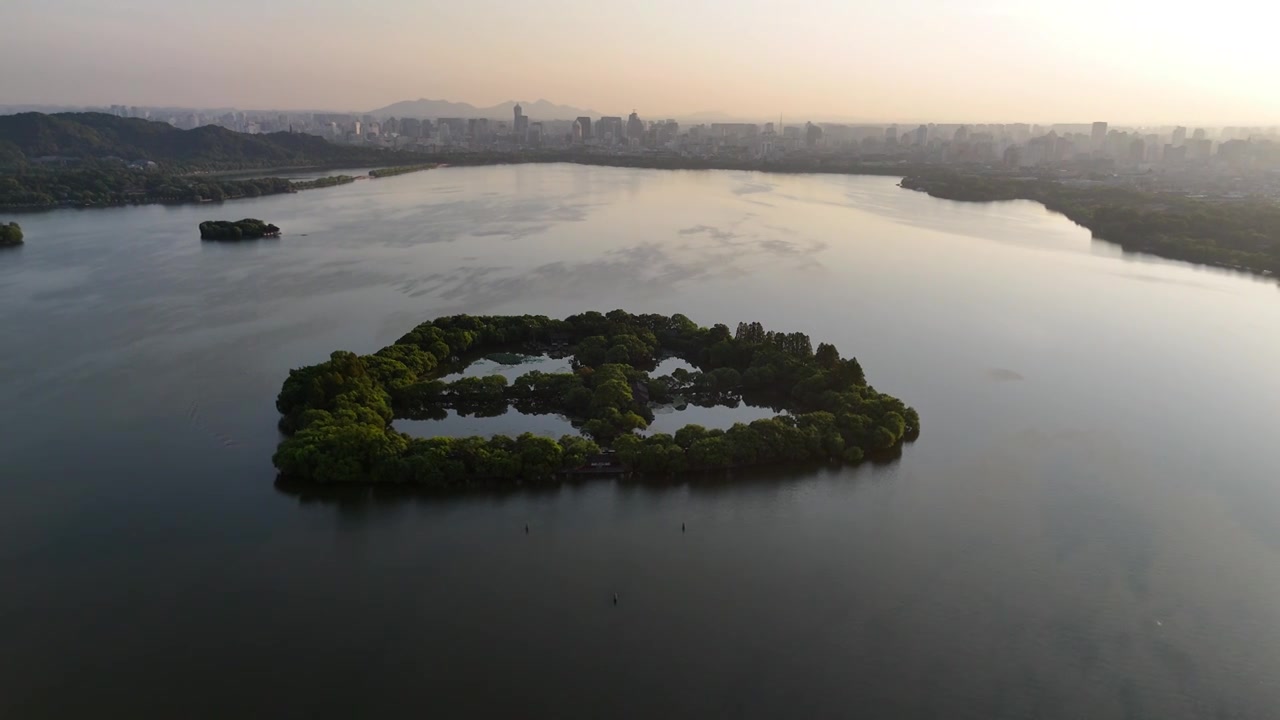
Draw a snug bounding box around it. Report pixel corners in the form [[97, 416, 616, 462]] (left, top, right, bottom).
[[399, 351, 801, 440], [438, 353, 572, 383], [272, 459, 872, 506], [5, 165, 1280, 718], [398, 408, 579, 439], [645, 401, 782, 435]]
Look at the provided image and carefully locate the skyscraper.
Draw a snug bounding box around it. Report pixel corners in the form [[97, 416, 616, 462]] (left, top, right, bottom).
[[513, 104, 528, 138], [597, 116, 623, 144], [1092, 121, 1108, 152], [807, 122, 823, 147], [1172, 126, 1187, 147], [574, 116, 592, 140], [914, 124, 928, 146], [626, 111, 644, 142]]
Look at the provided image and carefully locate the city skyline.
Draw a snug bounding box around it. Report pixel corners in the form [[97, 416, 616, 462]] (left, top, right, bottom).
[[9, 97, 1280, 132], [4, 0, 1279, 125]]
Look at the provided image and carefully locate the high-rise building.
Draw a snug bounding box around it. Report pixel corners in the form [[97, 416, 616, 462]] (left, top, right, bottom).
[[807, 122, 824, 147], [626, 111, 645, 141], [1091, 122, 1108, 152], [1192, 128, 1207, 141], [658, 120, 679, 145], [1129, 138, 1146, 165], [1172, 126, 1187, 147], [574, 116, 592, 140], [914, 124, 928, 146], [513, 104, 528, 138], [1187, 137, 1213, 162], [597, 116, 623, 144]]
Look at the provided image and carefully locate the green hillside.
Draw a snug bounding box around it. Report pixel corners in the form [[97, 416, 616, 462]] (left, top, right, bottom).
[[0, 112, 412, 170]]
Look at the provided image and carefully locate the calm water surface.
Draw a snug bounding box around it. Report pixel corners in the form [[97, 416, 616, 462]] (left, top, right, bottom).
[[2, 165, 1279, 718]]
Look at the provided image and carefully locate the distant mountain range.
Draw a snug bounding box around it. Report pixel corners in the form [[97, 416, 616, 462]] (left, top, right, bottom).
[[368, 98, 604, 120], [0, 112, 411, 169]]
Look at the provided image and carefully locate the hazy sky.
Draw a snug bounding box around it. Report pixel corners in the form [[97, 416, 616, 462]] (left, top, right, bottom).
[[4, 0, 1278, 123]]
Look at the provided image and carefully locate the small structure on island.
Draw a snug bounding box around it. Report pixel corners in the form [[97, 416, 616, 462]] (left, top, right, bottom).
[[565, 451, 629, 477]]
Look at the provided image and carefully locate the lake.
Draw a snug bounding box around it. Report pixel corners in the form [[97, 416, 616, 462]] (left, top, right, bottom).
[[2, 164, 1279, 719]]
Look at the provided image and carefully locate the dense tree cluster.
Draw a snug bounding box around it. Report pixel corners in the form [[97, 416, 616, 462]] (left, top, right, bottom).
[[273, 311, 919, 487], [198, 218, 281, 240], [902, 173, 1280, 276], [0, 164, 304, 208], [0, 221, 21, 246]]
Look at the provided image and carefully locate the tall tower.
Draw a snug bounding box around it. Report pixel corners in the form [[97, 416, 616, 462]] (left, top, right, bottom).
[[513, 103, 527, 138], [1091, 121, 1108, 153], [626, 110, 644, 141]]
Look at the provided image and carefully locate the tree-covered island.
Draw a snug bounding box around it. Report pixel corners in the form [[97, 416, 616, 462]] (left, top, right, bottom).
[[273, 311, 919, 487], [0, 222, 22, 246], [199, 218, 281, 240]]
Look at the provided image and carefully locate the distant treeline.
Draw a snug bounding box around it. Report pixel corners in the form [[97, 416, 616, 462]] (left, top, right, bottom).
[[369, 164, 437, 178], [292, 175, 355, 190], [0, 164, 297, 208], [0, 111, 431, 210], [411, 149, 922, 177], [0, 112, 428, 171], [0, 165, 366, 209], [901, 173, 1280, 276]]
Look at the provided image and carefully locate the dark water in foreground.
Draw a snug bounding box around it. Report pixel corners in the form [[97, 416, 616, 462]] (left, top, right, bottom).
[[2, 165, 1279, 718]]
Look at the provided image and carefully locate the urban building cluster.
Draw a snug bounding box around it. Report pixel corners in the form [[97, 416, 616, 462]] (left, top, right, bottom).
[[98, 103, 1280, 197]]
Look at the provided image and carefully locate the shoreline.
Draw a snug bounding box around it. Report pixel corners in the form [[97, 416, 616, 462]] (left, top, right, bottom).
[[898, 174, 1279, 281], [6, 154, 1275, 280], [0, 164, 435, 213]]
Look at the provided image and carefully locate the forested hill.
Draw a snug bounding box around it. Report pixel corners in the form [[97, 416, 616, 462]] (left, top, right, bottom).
[[0, 113, 412, 170]]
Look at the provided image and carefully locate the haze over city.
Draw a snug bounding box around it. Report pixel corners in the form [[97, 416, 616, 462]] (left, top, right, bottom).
[[5, 0, 1279, 124]]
